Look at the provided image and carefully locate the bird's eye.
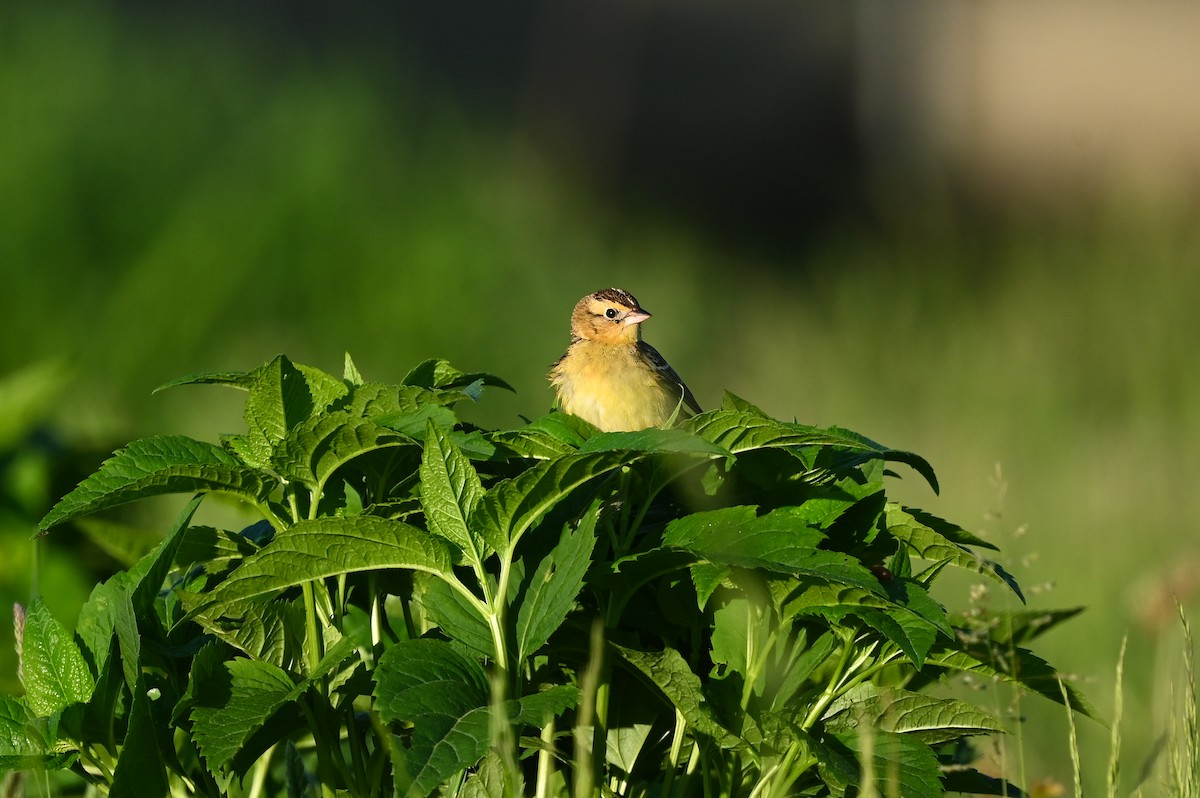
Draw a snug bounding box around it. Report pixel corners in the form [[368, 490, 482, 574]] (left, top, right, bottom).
[[605, 308, 619, 319]]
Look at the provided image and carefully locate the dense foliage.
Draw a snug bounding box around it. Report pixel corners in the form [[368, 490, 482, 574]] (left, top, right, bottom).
[[1, 354, 1091, 797]]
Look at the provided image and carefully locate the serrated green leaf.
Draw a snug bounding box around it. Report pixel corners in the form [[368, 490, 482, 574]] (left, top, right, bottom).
[[900, 506, 999, 551], [412, 574, 493, 660], [925, 644, 1100, 721], [515, 504, 598, 661], [472, 451, 631, 554], [241, 355, 315, 469], [200, 599, 305, 666], [110, 677, 169, 798], [420, 421, 485, 562], [295, 363, 349, 412], [20, 599, 94, 717], [204, 516, 453, 610], [824, 684, 1005, 744], [375, 640, 574, 798], [664, 506, 883, 594], [611, 644, 743, 750], [189, 657, 301, 772], [38, 436, 274, 531], [885, 504, 1024, 601], [579, 428, 732, 458], [684, 409, 939, 493], [152, 369, 251, 394], [376, 405, 459, 438], [953, 607, 1086, 647], [273, 411, 411, 488], [343, 352, 365, 386], [834, 729, 943, 798], [0, 696, 52, 768], [402, 359, 514, 394]]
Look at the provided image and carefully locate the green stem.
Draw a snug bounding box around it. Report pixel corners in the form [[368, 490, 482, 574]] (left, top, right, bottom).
[[801, 634, 856, 731], [302, 581, 324, 675]]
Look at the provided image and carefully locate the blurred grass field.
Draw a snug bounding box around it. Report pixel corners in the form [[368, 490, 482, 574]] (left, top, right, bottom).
[[2, 3, 1198, 794]]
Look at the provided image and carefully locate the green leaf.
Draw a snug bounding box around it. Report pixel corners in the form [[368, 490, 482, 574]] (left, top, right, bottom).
[[199, 599, 305, 666], [402, 359, 514, 394], [900, 507, 999, 551], [375, 640, 574, 798], [343, 352, 365, 386], [665, 506, 883, 594], [606, 723, 653, 775], [472, 451, 631, 554], [834, 729, 943, 798], [152, 369, 251, 394], [272, 411, 411, 488], [884, 505, 1023, 601], [611, 644, 743, 750], [38, 436, 274, 531], [189, 657, 302, 773], [514, 504, 598, 661], [204, 516, 453, 610], [824, 684, 1005, 745], [579, 427, 732, 458], [374, 639, 488, 725], [376, 405, 459, 438], [19, 599, 94, 717], [412, 575, 494, 660], [954, 607, 1086, 647], [420, 421, 485, 561], [0, 696, 51, 772], [110, 677, 169, 798], [685, 406, 938, 493], [75, 580, 140, 692], [925, 644, 1101, 721]]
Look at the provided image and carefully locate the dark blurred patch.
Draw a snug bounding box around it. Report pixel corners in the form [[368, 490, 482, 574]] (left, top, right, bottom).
[[111, 0, 866, 257]]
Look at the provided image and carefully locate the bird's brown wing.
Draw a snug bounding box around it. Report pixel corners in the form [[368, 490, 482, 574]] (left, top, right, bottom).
[[637, 341, 702, 415]]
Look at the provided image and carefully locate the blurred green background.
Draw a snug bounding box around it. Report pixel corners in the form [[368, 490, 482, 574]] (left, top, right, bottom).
[[3, 1, 1199, 793]]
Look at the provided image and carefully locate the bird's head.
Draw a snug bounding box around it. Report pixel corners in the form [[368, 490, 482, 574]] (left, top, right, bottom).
[[570, 288, 651, 345]]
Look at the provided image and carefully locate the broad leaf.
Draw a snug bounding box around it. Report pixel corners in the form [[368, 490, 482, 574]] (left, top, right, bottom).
[[884, 505, 1023, 601], [374, 639, 576, 798], [19, 599, 95, 717], [413, 574, 494, 660], [109, 677, 169, 798], [515, 504, 599, 661], [834, 729, 943, 798], [38, 437, 274, 531], [204, 516, 453, 610], [665, 506, 883, 594], [685, 405, 938, 493], [189, 657, 301, 773], [0, 696, 74, 772], [925, 645, 1100, 720], [472, 451, 631, 554], [580, 428, 731, 458], [272, 411, 411, 488], [611, 644, 743, 750], [824, 684, 1005, 744], [420, 421, 485, 562]]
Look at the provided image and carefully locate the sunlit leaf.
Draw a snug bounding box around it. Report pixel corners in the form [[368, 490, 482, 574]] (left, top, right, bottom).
[[38, 437, 274, 531], [20, 599, 94, 717], [205, 516, 452, 610]]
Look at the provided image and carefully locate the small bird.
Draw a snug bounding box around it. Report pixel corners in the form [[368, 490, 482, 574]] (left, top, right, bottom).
[[550, 288, 700, 432]]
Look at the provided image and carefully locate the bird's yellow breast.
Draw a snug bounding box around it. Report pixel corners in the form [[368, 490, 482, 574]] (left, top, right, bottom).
[[550, 341, 678, 432]]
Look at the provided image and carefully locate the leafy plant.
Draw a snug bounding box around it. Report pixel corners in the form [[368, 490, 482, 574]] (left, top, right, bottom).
[[0, 354, 1092, 797]]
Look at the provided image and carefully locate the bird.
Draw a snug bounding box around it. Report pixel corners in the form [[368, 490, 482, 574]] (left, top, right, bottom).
[[549, 288, 700, 432]]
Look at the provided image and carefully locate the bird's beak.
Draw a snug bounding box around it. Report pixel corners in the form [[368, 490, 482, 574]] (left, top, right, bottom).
[[624, 309, 651, 326]]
